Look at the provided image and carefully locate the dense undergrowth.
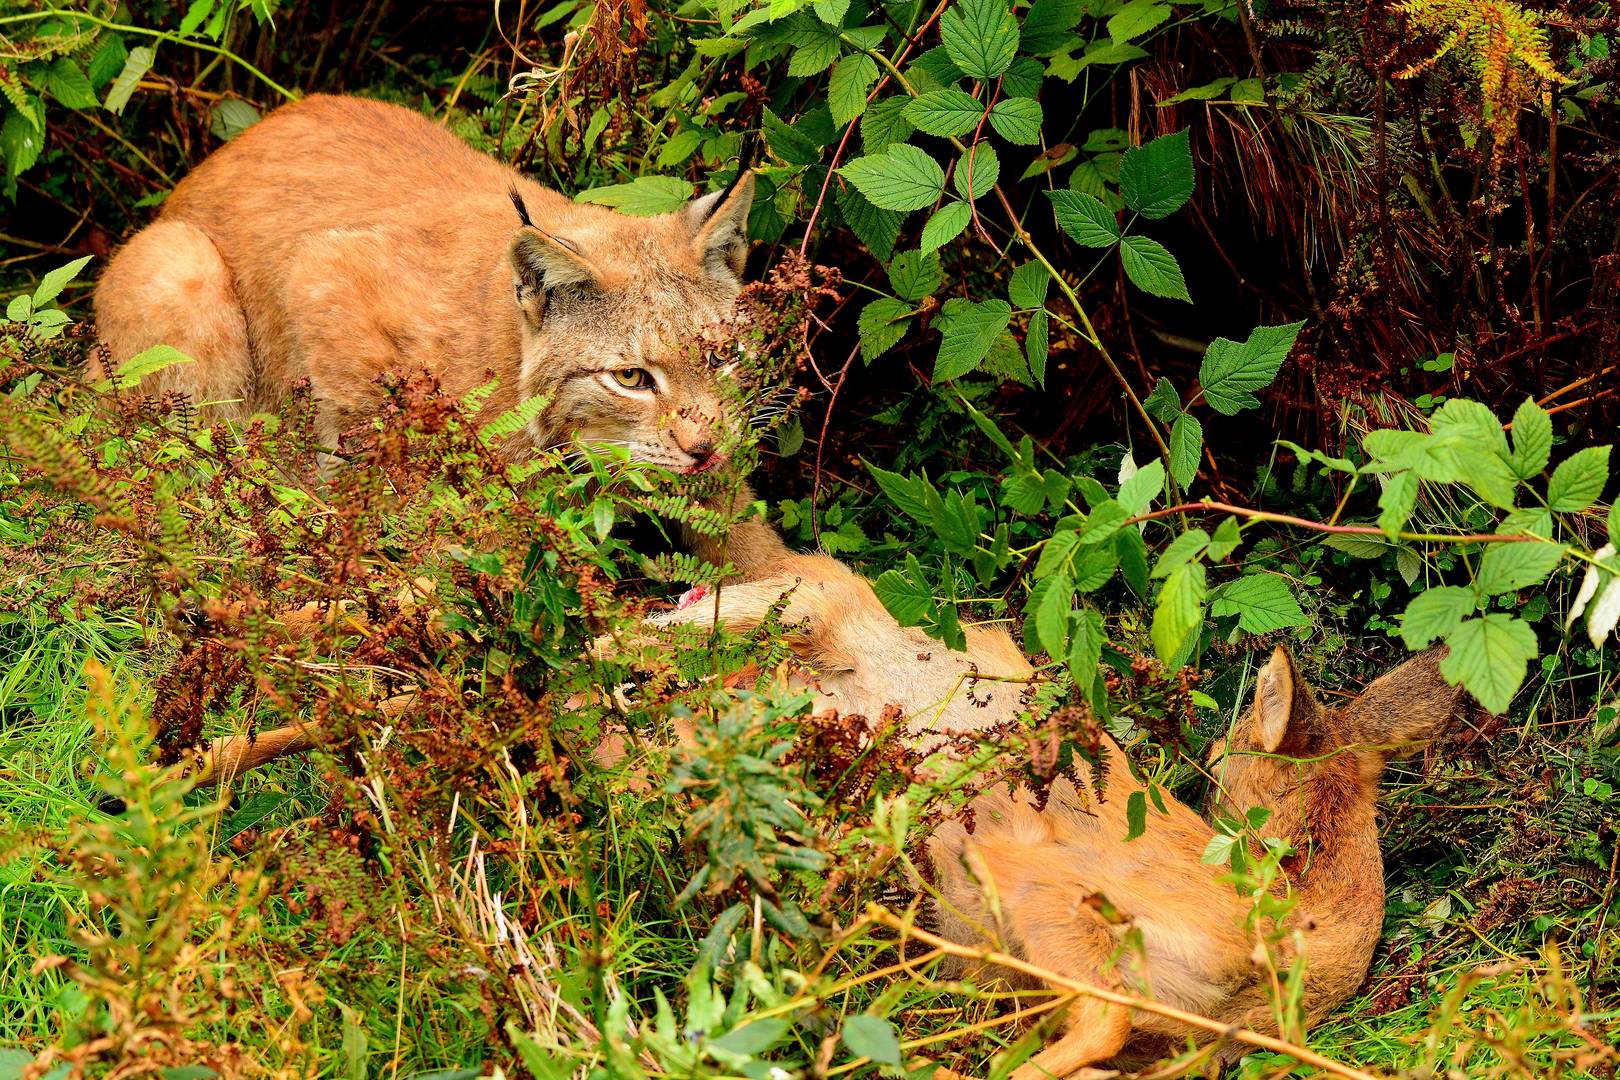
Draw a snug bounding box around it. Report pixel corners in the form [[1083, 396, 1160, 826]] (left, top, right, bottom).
[[2, 0, 1619, 1077]]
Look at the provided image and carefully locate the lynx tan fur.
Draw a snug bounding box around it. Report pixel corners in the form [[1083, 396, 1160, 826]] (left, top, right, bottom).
[[93, 94, 758, 475]]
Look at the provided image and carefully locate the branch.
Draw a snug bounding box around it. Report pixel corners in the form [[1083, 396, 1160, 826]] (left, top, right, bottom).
[[1124, 500, 1547, 545]]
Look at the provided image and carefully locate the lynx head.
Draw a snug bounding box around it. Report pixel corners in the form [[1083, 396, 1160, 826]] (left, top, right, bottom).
[[505, 172, 756, 473]]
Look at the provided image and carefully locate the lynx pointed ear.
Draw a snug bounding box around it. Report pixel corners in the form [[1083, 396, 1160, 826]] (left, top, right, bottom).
[[1252, 646, 1324, 754], [685, 170, 755, 285], [507, 187, 597, 327], [1343, 647, 1464, 755]]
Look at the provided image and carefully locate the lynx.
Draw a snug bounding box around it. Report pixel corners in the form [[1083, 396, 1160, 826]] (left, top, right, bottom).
[[92, 94, 760, 478]]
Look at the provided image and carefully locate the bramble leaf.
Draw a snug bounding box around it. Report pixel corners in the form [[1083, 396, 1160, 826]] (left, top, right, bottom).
[[1440, 614, 1538, 715], [1197, 321, 1305, 414], [1119, 128, 1192, 218], [840, 145, 946, 211], [1047, 190, 1119, 247], [1119, 236, 1190, 300]]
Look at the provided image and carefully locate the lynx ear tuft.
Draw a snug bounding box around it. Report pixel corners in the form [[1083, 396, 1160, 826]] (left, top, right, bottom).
[[685, 166, 755, 286], [507, 207, 597, 328]]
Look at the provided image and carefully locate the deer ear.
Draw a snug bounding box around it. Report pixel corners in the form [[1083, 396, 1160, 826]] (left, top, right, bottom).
[[508, 229, 597, 327], [1343, 647, 1465, 755], [1252, 646, 1324, 755], [685, 171, 755, 286]]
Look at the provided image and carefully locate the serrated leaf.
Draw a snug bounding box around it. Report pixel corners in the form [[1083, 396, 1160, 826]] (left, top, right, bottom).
[[1210, 573, 1308, 634], [109, 344, 194, 390], [1125, 789, 1148, 840], [954, 142, 1000, 200], [1401, 586, 1475, 649], [1034, 528, 1080, 580], [1035, 572, 1074, 657], [104, 46, 153, 114], [1475, 541, 1564, 595], [861, 96, 914, 154], [988, 97, 1043, 144], [868, 462, 934, 522], [576, 175, 695, 214], [1440, 613, 1538, 715], [874, 567, 932, 625], [940, 0, 1021, 79], [1120, 128, 1193, 218], [920, 201, 972, 252], [1509, 397, 1552, 479], [934, 298, 1011, 381], [1431, 398, 1510, 459], [31, 255, 93, 308], [87, 34, 129, 89], [857, 297, 912, 362], [1108, 0, 1171, 43], [842, 1016, 902, 1067], [1022, 0, 1086, 54], [1152, 561, 1205, 662], [1009, 261, 1050, 309], [1378, 471, 1418, 538], [1208, 517, 1241, 562], [1169, 413, 1201, 490], [813, 0, 850, 23], [786, 22, 842, 76], [1117, 458, 1164, 513], [840, 144, 946, 211], [209, 98, 260, 141], [45, 58, 98, 110], [888, 249, 942, 301], [1047, 190, 1119, 247], [1068, 607, 1105, 685], [1152, 528, 1209, 578], [763, 107, 822, 165], [1547, 445, 1611, 512], [904, 88, 984, 137], [1026, 308, 1048, 386], [828, 54, 879, 127], [1143, 377, 1182, 423], [1197, 321, 1305, 414], [1119, 235, 1189, 301], [2, 103, 44, 176], [836, 187, 902, 261]]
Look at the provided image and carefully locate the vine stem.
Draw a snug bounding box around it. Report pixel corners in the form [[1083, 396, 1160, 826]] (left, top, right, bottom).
[[865, 906, 1384, 1080], [853, 44, 1174, 465], [1124, 500, 1547, 545], [1, 9, 299, 102]]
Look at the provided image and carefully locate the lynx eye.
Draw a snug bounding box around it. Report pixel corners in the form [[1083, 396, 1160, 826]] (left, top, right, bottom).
[[611, 367, 653, 390]]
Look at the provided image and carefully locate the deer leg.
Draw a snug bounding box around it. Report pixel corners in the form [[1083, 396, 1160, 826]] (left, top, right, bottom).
[[1009, 998, 1130, 1080]]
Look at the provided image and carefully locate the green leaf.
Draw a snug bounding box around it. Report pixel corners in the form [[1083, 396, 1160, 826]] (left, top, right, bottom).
[[1547, 445, 1611, 512], [209, 99, 260, 141], [1117, 458, 1164, 513], [1035, 572, 1075, 657], [764, 107, 822, 165], [576, 175, 695, 215], [888, 249, 942, 301], [1026, 309, 1048, 386], [1119, 236, 1190, 301], [940, 0, 1021, 79], [786, 22, 842, 76], [953, 142, 1000, 200], [904, 88, 984, 137], [1440, 614, 1538, 715], [2, 103, 44, 177], [1197, 321, 1305, 414], [1009, 262, 1050, 309], [45, 58, 98, 110], [1508, 397, 1552, 479], [1207, 517, 1241, 562], [1035, 528, 1080, 580], [1152, 528, 1209, 578], [813, 0, 850, 24], [1400, 586, 1475, 649], [1169, 414, 1202, 490], [1160, 76, 1238, 104], [920, 201, 972, 252], [1475, 541, 1565, 595], [1022, 0, 1085, 54], [1431, 398, 1510, 459], [1152, 560, 1205, 661], [710, 1018, 791, 1056], [829, 54, 879, 127], [1143, 377, 1182, 423], [1119, 128, 1193, 218], [1210, 573, 1308, 634], [109, 344, 193, 390], [1378, 470, 1418, 538], [1067, 607, 1105, 685], [1046, 190, 1119, 247], [842, 1016, 903, 1067], [1125, 789, 1147, 840], [104, 46, 154, 114], [839, 144, 946, 211], [1000, 56, 1045, 99], [857, 297, 912, 362], [1108, 0, 1171, 43], [874, 567, 932, 625], [934, 298, 1011, 381], [861, 97, 915, 155], [837, 188, 902, 261], [988, 97, 1043, 144], [87, 34, 129, 89], [31, 255, 93, 308], [867, 462, 934, 522]]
